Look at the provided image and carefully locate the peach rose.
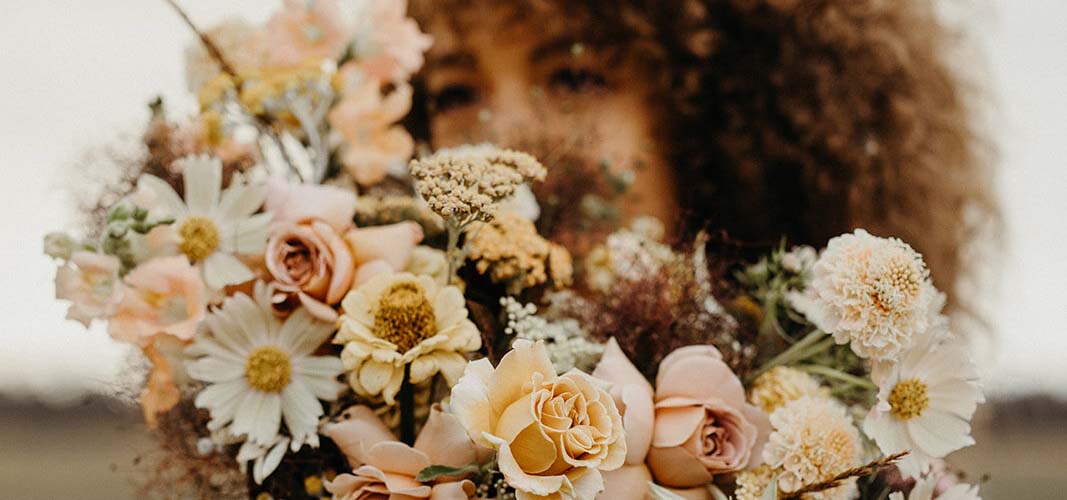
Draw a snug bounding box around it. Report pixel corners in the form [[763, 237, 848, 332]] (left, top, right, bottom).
[[450, 340, 626, 500], [265, 219, 355, 321], [647, 346, 770, 488], [324, 405, 478, 500]]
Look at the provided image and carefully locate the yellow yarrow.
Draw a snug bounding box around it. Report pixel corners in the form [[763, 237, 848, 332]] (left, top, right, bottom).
[[750, 366, 831, 414]]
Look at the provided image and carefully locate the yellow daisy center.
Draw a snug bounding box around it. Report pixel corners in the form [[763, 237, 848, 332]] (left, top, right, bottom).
[[245, 346, 292, 393], [179, 216, 220, 262], [888, 378, 929, 420], [373, 281, 437, 353]]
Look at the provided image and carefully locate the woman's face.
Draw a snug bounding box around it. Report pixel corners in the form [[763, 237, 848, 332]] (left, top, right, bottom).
[[418, 9, 679, 227]]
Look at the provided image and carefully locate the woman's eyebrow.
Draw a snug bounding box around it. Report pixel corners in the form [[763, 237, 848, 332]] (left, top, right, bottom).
[[528, 37, 583, 64], [426, 51, 478, 72]]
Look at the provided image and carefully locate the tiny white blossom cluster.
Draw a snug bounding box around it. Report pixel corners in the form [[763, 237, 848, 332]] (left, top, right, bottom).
[[500, 296, 603, 373]]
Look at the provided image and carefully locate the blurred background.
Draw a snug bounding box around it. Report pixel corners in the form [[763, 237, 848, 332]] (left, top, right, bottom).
[[1, 1, 1065, 498]]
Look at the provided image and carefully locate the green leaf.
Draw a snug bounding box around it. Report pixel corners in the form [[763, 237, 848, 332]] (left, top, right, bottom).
[[649, 482, 690, 500], [759, 474, 780, 500], [415, 463, 480, 482]]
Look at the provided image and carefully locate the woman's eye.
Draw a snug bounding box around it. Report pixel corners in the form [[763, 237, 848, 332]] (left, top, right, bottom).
[[548, 67, 607, 94], [431, 84, 478, 112]]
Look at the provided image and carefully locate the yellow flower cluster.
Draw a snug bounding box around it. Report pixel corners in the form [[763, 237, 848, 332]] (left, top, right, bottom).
[[734, 464, 779, 500], [749, 366, 831, 414], [467, 213, 573, 294]]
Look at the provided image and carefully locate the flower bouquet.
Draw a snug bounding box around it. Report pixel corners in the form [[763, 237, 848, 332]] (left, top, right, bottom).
[[44, 1, 985, 500]]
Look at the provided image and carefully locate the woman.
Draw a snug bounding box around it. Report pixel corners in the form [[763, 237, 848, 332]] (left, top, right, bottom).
[[407, 0, 999, 314]]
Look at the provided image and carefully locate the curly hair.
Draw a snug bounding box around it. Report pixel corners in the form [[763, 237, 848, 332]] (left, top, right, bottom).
[[408, 0, 999, 315]]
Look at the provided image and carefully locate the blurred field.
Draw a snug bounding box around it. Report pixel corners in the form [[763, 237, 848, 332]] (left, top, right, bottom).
[[0, 395, 1064, 499]]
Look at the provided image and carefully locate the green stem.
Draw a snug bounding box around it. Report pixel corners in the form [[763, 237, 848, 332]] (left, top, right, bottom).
[[398, 365, 415, 445], [797, 364, 876, 390], [747, 330, 831, 382]]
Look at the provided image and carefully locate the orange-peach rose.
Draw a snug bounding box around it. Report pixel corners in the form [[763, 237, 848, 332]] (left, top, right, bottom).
[[450, 340, 626, 500], [265, 219, 355, 321]]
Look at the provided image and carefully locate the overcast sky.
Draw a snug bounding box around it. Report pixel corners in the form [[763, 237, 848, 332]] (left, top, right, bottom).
[[0, 0, 1064, 405]]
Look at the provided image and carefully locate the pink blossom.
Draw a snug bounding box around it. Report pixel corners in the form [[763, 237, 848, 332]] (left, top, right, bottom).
[[108, 256, 206, 346], [328, 80, 414, 185], [54, 251, 121, 326], [263, 0, 349, 68]]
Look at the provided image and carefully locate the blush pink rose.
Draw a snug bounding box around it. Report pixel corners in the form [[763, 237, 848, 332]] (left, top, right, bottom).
[[54, 251, 121, 326], [264, 179, 357, 232], [324, 405, 479, 500], [646, 346, 770, 488], [344, 221, 424, 286], [265, 219, 355, 322], [592, 339, 739, 499]]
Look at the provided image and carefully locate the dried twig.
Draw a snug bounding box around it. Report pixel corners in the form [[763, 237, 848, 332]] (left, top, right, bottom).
[[161, 0, 304, 181], [162, 0, 237, 75], [781, 451, 909, 499]]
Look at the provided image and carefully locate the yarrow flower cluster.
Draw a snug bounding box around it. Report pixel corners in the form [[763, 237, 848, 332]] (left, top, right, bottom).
[[468, 212, 573, 294], [410, 145, 547, 223]]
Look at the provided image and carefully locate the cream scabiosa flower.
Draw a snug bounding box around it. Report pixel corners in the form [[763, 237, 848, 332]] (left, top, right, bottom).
[[789, 229, 936, 360], [863, 339, 982, 478], [763, 397, 863, 500], [186, 282, 344, 458], [334, 272, 481, 404], [133, 155, 270, 289], [889, 475, 982, 500]]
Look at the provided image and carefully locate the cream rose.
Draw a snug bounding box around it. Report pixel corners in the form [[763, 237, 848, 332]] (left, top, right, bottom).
[[450, 340, 626, 500]]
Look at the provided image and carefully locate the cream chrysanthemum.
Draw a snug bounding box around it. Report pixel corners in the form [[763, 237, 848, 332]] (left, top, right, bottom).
[[863, 339, 982, 478], [889, 475, 982, 500], [186, 282, 345, 454], [763, 397, 863, 500], [132, 155, 270, 289], [789, 229, 935, 360], [334, 272, 481, 404], [749, 366, 831, 414]]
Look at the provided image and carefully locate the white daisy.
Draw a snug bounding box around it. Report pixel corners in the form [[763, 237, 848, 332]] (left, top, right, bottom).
[[133, 155, 270, 289], [863, 340, 983, 478], [237, 436, 291, 485], [889, 474, 982, 500], [186, 281, 345, 452], [789, 229, 936, 360]]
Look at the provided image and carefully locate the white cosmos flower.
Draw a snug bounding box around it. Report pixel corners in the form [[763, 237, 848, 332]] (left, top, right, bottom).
[[862, 339, 983, 478], [889, 475, 982, 500], [186, 281, 345, 454], [133, 155, 270, 289]]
